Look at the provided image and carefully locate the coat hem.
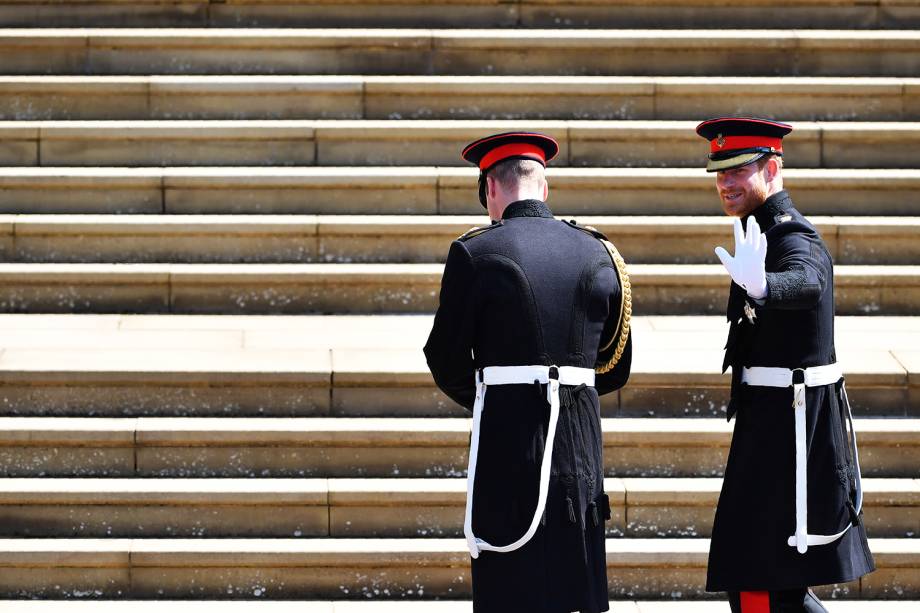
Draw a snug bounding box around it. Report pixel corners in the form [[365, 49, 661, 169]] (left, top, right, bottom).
[[706, 563, 875, 593]]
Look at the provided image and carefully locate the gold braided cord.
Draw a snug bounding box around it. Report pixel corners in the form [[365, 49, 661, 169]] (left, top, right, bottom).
[[595, 238, 632, 374]]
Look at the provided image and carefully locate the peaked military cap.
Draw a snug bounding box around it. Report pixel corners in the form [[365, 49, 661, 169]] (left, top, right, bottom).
[[462, 131, 559, 207], [696, 117, 793, 172], [462, 131, 559, 171]]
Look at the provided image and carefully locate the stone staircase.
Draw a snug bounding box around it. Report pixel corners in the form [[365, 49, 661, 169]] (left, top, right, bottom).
[[4, 77, 920, 122], [1, 0, 919, 29], [0, 0, 918, 609]]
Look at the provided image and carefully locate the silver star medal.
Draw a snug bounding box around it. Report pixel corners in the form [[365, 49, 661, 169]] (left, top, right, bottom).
[[743, 301, 757, 325]]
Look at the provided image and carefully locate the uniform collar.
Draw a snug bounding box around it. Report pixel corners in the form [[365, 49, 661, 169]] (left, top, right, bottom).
[[501, 199, 554, 220], [746, 190, 794, 231]]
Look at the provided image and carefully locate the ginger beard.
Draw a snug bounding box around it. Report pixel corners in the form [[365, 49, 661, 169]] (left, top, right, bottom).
[[715, 161, 769, 218]]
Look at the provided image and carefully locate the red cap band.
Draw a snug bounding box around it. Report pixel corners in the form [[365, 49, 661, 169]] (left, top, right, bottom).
[[479, 143, 547, 171], [711, 135, 783, 155]]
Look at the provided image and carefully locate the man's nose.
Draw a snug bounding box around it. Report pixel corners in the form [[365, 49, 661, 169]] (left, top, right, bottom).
[[717, 175, 734, 189]]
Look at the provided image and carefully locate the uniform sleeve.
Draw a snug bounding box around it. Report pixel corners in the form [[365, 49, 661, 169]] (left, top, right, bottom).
[[596, 333, 632, 396], [595, 266, 632, 396], [423, 240, 477, 411], [756, 224, 830, 311]]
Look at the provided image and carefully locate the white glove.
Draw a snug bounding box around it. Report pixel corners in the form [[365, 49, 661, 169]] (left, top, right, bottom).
[[715, 218, 768, 299]]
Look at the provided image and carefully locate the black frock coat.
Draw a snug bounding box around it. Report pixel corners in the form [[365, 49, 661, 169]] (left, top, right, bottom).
[[706, 190, 875, 592], [424, 199, 632, 613]]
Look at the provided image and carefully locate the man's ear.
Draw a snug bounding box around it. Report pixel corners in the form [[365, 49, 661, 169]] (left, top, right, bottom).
[[542, 178, 549, 201], [766, 156, 780, 182], [486, 175, 497, 200]]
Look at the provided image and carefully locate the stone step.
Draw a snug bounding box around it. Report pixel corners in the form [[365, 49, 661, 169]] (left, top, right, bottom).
[[3, 29, 920, 77], [0, 537, 912, 599], [3, 120, 919, 168], [1, 417, 916, 478], [0, 262, 915, 316], [1, 0, 917, 29], [1, 214, 916, 265], [0, 603, 917, 613], [0, 314, 915, 418], [2, 167, 919, 216], [3, 76, 919, 122], [0, 477, 915, 539]]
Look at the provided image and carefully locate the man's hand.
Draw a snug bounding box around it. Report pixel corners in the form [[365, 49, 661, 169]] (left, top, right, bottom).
[[715, 218, 768, 299]]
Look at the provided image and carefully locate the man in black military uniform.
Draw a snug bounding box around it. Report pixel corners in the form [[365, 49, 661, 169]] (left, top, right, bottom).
[[697, 117, 875, 612], [423, 132, 632, 613]]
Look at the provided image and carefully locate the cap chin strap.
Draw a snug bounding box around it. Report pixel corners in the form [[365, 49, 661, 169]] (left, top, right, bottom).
[[478, 173, 487, 208]]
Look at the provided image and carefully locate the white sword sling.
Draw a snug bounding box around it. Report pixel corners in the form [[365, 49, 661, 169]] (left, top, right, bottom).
[[463, 364, 595, 558], [742, 364, 864, 554]]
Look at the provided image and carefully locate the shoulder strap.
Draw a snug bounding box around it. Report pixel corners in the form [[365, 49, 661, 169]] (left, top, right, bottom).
[[457, 222, 500, 242]]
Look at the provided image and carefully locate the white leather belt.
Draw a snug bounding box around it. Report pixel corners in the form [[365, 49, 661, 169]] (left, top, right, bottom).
[[742, 363, 863, 554], [464, 364, 596, 559]]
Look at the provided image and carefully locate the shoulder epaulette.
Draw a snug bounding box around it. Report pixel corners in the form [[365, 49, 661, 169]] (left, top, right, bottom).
[[457, 222, 500, 242], [563, 219, 610, 242]]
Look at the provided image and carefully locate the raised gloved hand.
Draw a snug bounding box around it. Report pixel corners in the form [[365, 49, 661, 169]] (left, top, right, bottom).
[[715, 218, 768, 299]]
